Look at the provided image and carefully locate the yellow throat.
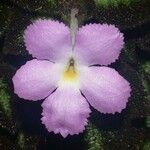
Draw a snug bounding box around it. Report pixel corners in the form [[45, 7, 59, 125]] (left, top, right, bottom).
[[63, 58, 78, 81]]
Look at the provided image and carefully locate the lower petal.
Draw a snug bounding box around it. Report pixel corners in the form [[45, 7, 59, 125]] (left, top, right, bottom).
[[80, 66, 131, 114], [41, 85, 91, 138]]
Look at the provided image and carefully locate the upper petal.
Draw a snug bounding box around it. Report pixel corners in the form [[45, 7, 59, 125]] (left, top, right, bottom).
[[80, 66, 131, 114], [12, 59, 61, 101], [74, 24, 124, 66], [24, 19, 71, 62], [41, 85, 91, 138]]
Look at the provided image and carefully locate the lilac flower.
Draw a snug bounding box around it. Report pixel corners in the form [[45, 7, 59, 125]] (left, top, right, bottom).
[[12, 17, 131, 137]]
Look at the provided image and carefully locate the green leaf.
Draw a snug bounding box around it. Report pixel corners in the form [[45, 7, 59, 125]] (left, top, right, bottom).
[[0, 77, 12, 117], [84, 122, 104, 150], [94, 0, 139, 7]]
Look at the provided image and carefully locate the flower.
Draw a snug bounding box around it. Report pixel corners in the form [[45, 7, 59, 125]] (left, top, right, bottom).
[[12, 18, 131, 138]]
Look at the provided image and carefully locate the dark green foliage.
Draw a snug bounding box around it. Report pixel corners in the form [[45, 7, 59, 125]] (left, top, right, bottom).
[[0, 78, 11, 117], [94, 0, 139, 7], [143, 141, 150, 150], [84, 122, 104, 150], [91, 0, 150, 30], [0, 3, 14, 37], [146, 116, 150, 128], [16, 132, 40, 150], [3, 0, 150, 30]]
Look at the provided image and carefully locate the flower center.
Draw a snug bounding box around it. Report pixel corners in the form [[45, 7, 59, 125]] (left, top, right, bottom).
[[63, 58, 78, 81]]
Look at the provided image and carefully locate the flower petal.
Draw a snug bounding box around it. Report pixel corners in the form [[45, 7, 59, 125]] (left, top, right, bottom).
[[80, 66, 131, 114], [24, 19, 71, 62], [41, 85, 91, 138], [12, 59, 61, 100], [75, 24, 124, 65]]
